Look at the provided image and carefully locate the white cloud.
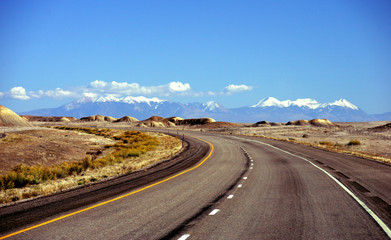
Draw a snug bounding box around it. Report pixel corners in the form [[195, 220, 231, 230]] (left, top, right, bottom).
[[0, 81, 253, 102], [208, 91, 217, 96], [89, 80, 107, 88], [29, 88, 76, 99], [83, 92, 99, 99], [86, 80, 192, 97], [9, 87, 30, 100], [168, 82, 191, 92], [223, 84, 253, 94]]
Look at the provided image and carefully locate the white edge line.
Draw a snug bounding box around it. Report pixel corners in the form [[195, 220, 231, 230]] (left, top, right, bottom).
[[237, 136, 391, 238], [178, 234, 191, 240], [209, 209, 220, 215]]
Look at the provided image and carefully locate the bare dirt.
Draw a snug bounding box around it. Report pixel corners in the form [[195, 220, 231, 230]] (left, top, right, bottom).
[[0, 123, 185, 205], [0, 128, 114, 174]]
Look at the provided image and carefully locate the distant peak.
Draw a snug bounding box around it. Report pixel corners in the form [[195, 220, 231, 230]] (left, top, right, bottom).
[[203, 101, 222, 111], [250, 97, 289, 108], [328, 99, 359, 110], [250, 97, 358, 110]]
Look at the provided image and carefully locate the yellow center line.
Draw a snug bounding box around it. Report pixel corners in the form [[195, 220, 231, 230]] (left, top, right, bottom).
[[0, 137, 214, 239]]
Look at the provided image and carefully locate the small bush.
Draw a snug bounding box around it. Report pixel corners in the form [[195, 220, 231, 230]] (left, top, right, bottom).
[[302, 134, 309, 138], [77, 178, 86, 185], [319, 141, 334, 147], [0, 129, 160, 191], [334, 142, 344, 147], [348, 140, 361, 146]]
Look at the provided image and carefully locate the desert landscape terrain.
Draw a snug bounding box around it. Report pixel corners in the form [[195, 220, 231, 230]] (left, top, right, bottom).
[[1, 104, 390, 205]]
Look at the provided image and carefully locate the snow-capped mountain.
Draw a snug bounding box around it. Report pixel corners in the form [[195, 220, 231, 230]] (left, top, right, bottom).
[[202, 101, 228, 112], [233, 97, 368, 122], [250, 97, 358, 110], [21, 96, 386, 122]]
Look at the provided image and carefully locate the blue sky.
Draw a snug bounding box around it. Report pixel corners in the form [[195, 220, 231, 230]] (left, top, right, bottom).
[[1, 0, 390, 114]]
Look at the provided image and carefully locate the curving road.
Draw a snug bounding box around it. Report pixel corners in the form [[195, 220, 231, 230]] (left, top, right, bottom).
[[1, 131, 390, 239]]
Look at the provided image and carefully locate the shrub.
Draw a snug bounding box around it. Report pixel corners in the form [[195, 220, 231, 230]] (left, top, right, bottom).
[[77, 178, 86, 185], [0, 129, 160, 191], [348, 140, 361, 146], [334, 142, 344, 147], [302, 134, 309, 138], [319, 141, 334, 147]]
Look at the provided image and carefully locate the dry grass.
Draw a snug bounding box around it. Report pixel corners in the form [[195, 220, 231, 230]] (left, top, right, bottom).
[[201, 122, 391, 165], [0, 128, 183, 205], [259, 134, 391, 165]]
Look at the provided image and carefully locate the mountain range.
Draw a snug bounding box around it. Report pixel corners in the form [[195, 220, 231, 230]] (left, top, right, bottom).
[[21, 96, 390, 122]]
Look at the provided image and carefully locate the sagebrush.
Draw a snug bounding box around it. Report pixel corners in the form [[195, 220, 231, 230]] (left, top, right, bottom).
[[0, 128, 159, 190]]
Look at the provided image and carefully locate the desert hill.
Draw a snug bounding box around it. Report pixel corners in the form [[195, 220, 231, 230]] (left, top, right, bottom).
[[200, 121, 240, 129], [115, 116, 139, 123], [137, 116, 176, 128], [0, 105, 32, 127], [368, 122, 391, 132], [168, 117, 216, 125], [22, 115, 77, 122], [79, 115, 118, 122], [254, 119, 335, 127]]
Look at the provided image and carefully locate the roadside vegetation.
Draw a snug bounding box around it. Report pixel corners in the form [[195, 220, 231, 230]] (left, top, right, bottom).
[[259, 135, 390, 164], [0, 127, 182, 204]]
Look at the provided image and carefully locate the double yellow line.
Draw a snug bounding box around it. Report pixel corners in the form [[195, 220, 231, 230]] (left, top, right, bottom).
[[0, 138, 214, 239]]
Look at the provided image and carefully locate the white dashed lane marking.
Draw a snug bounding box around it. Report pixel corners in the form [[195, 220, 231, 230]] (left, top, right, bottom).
[[209, 209, 220, 215], [237, 184, 243, 188], [178, 234, 191, 240], [231, 135, 391, 238], [227, 195, 234, 199]]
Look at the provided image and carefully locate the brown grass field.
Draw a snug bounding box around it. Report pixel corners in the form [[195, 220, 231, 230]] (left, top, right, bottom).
[[201, 121, 391, 164], [0, 126, 183, 205]]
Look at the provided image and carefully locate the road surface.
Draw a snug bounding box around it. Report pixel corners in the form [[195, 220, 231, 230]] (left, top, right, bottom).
[[1, 132, 390, 239]]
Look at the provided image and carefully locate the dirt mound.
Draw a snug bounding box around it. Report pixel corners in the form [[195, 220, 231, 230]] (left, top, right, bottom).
[[174, 118, 216, 125], [80, 115, 115, 122], [137, 120, 174, 128], [166, 117, 184, 124], [201, 122, 240, 129], [253, 121, 284, 127], [22, 115, 77, 122], [59, 117, 71, 122], [253, 121, 271, 127], [286, 119, 335, 127], [147, 116, 165, 122], [0, 105, 32, 127], [286, 120, 310, 126], [369, 122, 391, 132], [115, 116, 139, 123], [104, 116, 117, 122], [139, 116, 175, 128], [256, 120, 270, 125], [309, 119, 335, 127]]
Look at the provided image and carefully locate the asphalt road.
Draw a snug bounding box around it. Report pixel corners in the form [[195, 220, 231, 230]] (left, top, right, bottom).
[[1, 132, 390, 239]]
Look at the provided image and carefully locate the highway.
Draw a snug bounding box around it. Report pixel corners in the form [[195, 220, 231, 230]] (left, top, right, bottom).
[[1, 131, 390, 239]]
